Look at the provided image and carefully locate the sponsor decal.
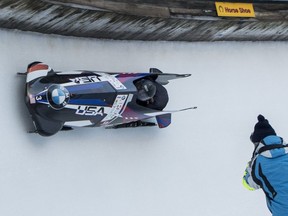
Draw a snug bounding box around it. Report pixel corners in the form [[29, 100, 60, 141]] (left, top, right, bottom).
[[75, 106, 105, 116], [101, 94, 131, 124], [98, 73, 126, 90], [70, 76, 100, 84], [215, 2, 255, 17], [69, 74, 126, 90], [47, 85, 70, 109]]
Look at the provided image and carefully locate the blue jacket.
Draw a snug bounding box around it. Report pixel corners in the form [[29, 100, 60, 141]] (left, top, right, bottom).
[[243, 135, 288, 216]]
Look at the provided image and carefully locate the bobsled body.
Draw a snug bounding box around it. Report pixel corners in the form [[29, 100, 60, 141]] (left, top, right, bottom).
[[23, 62, 193, 136]]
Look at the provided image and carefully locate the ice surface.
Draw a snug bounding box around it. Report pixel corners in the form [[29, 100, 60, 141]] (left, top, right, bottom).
[[2, 28, 287, 216]]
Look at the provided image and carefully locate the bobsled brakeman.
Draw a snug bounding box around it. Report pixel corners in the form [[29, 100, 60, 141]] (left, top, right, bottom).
[[21, 62, 195, 136]]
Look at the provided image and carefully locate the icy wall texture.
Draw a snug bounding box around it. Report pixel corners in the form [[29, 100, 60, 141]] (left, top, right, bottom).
[[1, 0, 288, 41]]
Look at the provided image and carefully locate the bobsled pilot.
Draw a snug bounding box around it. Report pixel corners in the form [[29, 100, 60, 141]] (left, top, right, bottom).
[[243, 115, 288, 216]]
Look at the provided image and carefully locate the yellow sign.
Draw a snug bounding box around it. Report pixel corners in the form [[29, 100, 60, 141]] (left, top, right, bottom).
[[215, 2, 255, 17]]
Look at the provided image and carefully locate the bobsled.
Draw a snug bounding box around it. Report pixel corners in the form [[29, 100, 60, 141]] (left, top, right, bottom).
[[21, 62, 195, 136]]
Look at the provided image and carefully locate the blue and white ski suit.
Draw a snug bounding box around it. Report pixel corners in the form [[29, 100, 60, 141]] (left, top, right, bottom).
[[243, 135, 288, 216]]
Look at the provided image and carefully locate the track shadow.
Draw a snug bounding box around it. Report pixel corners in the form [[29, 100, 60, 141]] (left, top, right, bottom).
[[15, 73, 35, 133]]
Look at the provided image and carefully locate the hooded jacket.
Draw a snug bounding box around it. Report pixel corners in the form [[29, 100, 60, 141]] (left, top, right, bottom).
[[243, 135, 288, 216]]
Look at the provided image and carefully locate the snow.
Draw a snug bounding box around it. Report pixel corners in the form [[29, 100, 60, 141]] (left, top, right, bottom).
[[1, 28, 288, 216]]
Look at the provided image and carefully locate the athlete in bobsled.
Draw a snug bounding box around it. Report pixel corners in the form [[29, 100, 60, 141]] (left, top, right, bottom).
[[243, 115, 288, 216], [135, 78, 169, 111], [22, 62, 195, 136]]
